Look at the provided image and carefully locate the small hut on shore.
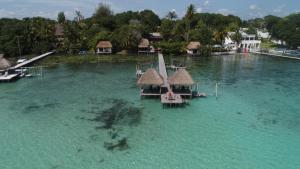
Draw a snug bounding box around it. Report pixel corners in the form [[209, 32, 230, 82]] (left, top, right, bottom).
[[187, 42, 201, 55], [96, 41, 112, 54], [137, 68, 164, 96], [168, 69, 195, 97], [0, 54, 11, 70], [54, 24, 64, 36], [138, 38, 150, 54]]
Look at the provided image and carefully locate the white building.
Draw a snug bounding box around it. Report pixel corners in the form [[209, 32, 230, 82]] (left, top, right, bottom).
[[257, 29, 270, 39], [224, 32, 238, 51], [239, 31, 261, 52], [271, 39, 286, 46]]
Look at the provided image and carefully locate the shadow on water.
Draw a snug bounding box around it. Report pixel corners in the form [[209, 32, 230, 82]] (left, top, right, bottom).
[[80, 98, 143, 151], [22, 102, 61, 113]]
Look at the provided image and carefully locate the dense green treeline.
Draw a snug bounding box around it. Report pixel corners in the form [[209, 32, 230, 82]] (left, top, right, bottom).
[[0, 3, 299, 58], [245, 14, 300, 48]]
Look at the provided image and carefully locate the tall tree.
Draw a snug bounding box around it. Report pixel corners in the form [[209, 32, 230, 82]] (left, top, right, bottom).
[[92, 3, 115, 30], [184, 4, 196, 41], [139, 10, 160, 33], [166, 10, 178, 20], [57, 12, 66, 24]]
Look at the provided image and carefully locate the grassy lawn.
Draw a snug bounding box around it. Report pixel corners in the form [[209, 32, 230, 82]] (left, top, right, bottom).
[[261, 39, 280, 49]]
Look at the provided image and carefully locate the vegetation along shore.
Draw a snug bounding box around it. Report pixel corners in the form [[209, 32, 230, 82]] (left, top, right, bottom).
[[0, 3, 300, 59]]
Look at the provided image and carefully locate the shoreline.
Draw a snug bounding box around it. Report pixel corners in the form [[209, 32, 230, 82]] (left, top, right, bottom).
[[251, 51, 300, 60], [39, 54, 158, 66]]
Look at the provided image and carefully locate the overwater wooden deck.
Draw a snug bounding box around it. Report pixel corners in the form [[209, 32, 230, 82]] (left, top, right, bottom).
[[158, 53, 185, 105]]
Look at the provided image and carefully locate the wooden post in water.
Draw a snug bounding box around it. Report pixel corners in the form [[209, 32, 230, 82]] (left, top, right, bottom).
[[215, 82, 219, 99]]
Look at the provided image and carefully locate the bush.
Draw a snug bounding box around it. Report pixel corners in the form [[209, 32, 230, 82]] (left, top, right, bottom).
[[155, 41, 187, 55]]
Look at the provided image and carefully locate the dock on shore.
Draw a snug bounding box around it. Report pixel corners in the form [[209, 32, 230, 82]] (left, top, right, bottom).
[[11, 51, 55, 70], [0, 73, 19, 82], [251, 51, 300, 60], [0, 51, 55, 82]]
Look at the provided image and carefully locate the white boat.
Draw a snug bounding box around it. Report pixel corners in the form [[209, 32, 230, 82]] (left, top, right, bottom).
[[17, 58, 27, 64]]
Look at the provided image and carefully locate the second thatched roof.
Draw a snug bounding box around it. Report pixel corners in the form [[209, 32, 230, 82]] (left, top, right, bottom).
[[54, 24, 64, 36], [137, 68, 164, 86], [0, 54, 11, 70], [97, 41, 112, 48], [187, 42, 201, 50], [138, 38, 150, 48], [168, 69, 195, 86]]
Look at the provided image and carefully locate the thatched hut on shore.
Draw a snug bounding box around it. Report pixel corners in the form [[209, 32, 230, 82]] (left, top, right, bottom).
[[187, 41, 201, 55], [138, 38, 150, 54], [54, 24, 64, 37], [0, 54, 11, 70], [168, 69, 195, 97], [96, 41, 112, 54], [137, 68, 164, 96]]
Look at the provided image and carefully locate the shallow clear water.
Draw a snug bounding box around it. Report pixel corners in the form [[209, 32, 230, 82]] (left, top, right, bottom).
[[1, 54, 300, 169]]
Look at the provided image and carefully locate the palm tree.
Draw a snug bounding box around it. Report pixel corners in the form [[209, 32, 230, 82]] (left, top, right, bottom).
[[185, 4, 196, 21], [230, 30, 242, 46], [184, 4, 196, 41], [214, 29, 228, 45], [166, 10, 178, 20]]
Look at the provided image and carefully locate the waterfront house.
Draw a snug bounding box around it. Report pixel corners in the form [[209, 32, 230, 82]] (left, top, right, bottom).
[[138, 38, 150, 54], [168, 69, 195, 98], [137, 68, 164, 96], [239, 30, 261, 52], [96, 41, 112, 54], [0, 54, 11, 70], [187, 42, 201, 55], [224, 32, 238, 51]]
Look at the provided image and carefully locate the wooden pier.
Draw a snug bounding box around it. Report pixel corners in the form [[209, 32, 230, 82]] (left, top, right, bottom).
[[158, 53, 185, 106], [11, 51, 55, 70], [0, 73, 19, 82], [1, 51, 54, 82], [251, 51, 300, 60]]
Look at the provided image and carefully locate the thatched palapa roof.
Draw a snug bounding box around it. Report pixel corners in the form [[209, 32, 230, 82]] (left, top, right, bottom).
[[187, 42, 201, 50], [138, 38, 150, 48], [168, 69, 195, 86], [54, 24, 64, 36], [0, 54, 11, 70], [137, 68, 164, 86], [97, 41, 112, 48]]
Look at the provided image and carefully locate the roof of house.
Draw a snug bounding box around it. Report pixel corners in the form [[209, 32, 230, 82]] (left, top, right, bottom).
[[187, 42, 201, 50], [54, 24, 64, 36], [150, 32, 162, 38], [137, 68, 164, 86], [138, 38, 150, 48], [96, 41, 112, 48], [168, 69, 195, 86], [0, 54, 11, 70]]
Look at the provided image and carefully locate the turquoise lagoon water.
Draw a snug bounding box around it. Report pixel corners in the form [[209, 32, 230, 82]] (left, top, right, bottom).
[[0, 54, 300, 169]]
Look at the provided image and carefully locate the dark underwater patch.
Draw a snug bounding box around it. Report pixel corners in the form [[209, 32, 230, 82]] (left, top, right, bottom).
[[23, 104, 41, 113], [23, 102, 60, 113], [104, 138, 129, 151], [80, 98, 143, 151], [89, 99, 143, 130]]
